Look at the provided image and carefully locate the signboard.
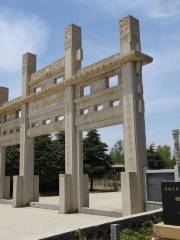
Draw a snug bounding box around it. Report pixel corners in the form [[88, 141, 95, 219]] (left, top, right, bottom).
[[161, 182, 180, 226]]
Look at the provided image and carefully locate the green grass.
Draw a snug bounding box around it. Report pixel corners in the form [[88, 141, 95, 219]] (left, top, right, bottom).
[[120, 221, 153, 240], [74, 216, 162, 240]]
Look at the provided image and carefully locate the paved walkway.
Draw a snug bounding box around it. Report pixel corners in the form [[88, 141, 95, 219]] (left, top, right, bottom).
[[0, 192, 121, 240], [39, 191, 122, 211]]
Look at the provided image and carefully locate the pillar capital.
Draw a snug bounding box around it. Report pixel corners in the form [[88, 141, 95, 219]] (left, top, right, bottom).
[[65, 24, 81, 50], [22, 52, 36, 97], [172, 129, 179, 136], [0, 87, 9, 106], [119, 15, 141, 54], [64, 23, 82, 79], [172, 128, 180, 166]]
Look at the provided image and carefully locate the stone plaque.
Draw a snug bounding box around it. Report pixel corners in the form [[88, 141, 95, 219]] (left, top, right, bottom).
[[161, 182, 180, 226]]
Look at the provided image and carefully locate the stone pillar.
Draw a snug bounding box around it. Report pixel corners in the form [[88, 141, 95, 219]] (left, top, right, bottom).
[[120, 16, 147, 215], [77, 131, 89, 209], [22, 53, 36, 97], [0, 87, 9, 199], [59, 24, 86, 213], [13, 53, 37, 207], [0, 87, 9, 106], [172, 129, 180, 165], [172, 129, 180, 181], [0, 146, 6, 198]]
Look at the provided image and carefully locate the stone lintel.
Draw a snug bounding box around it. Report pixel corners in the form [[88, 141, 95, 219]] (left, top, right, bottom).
[[0, 50, 152, 114]]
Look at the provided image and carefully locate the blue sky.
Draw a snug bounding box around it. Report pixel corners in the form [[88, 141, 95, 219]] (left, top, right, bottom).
[[0, 0, 180, 150]]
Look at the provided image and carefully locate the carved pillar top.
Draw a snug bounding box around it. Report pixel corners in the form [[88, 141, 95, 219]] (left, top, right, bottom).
[[0, 87, 9, 106], [64, 24, 82, 79], [172, 129, 180, 165], [22, 52, 36, 97], [172, 129, 180, 136], [119, 15, 141, 55]]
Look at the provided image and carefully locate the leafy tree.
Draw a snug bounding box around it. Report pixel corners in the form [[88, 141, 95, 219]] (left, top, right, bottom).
[[34, 132, 65, 192], [5, 144, 20, 196], [147, 143, 164, 169], [110, 140, 124, 164], [83, 130, 111, 191], [157, 145, 174, 168], [5, 145, 20, 176], [147, 143, 175, 169], [49, 132, 65, 174]]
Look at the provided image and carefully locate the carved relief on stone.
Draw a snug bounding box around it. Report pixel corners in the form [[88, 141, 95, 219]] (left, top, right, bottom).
[[65, 112, 73, 173], [65, 27, 72, 50], [92, 78, 106, 93], [120, 16, 140, 52], [120, 18, 131, 44], [29, 93, 64, 114], [172, 130, 180, 165], [31, 59, 64, 83], [124, 95, 136, 167]]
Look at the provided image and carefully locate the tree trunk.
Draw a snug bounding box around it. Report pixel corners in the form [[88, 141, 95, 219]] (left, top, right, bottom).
[[90, 177, 93, 191]]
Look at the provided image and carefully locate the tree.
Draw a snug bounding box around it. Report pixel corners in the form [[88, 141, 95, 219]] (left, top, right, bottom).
[[5, 145, 20, 177], [110, 140, 124, 164], [34, 132, 65, 192], [147, 143, 175, 169], [157, 145, 174, 168], [147, 144, 164, 169], [5, 145, 20, 196], [49, 132, 65, 174], [83, 130, 111, 191]]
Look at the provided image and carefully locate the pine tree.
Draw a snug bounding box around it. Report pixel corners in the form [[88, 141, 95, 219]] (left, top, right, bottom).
[[83, 130, 111, 191], [34, 132, 65, 192]]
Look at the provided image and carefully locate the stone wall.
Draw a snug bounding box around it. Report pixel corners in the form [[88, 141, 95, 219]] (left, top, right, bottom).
[[42, 209, 162, 240], [145, 169, 175, 202]]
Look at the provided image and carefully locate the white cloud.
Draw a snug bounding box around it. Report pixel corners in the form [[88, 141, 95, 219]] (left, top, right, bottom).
[[146, 96, 180, 114], [0, 8, 48, 73], [74, 0, 180, 19]]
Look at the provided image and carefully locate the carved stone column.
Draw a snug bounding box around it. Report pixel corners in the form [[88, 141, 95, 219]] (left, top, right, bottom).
[[13, 53, 37, 207], [120, 16, 147, 215], [59, 24, 87, 213], [0, 87, 9, 199], [172, 129, 180, 181], [172, 129, 180, 165], [0, 146, 6, 198], [0, 87, 8, 107]]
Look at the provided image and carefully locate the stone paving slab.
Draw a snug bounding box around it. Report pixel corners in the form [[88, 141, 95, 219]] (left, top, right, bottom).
[[39, 191, 122, 211], [0, 192, 122, 240], [0, 204, 116, 240]]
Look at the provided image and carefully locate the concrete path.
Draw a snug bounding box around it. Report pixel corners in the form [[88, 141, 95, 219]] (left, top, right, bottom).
[[0, 192, 121, 240], [39, 191, 122, 211], [0, 204, 116, 240]]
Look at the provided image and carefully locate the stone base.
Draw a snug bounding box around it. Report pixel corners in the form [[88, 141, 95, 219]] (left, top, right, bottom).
[[83, 174, 89, 207], [81, 207, 123, 218], [33, 175, 39, 202], [59, 174, 89, 213], [29, 202, 59, 210], [0, 176, 10, 199], [153, 222, 180, 239], [146, 201, 162, 211], [121, 172, 144, 216], [13, 175, 39, 207], [13, 176, 23, 207]]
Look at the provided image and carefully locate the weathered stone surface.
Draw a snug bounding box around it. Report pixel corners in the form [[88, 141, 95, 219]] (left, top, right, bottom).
[[121, 16, 147, 216], [0, 16, 152, 215], [0, 87, 8, 106]]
